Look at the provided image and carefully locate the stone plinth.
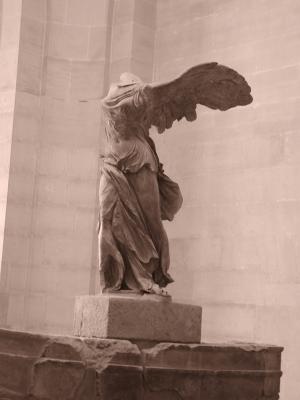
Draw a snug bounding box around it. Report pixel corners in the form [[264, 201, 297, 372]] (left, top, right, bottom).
[[0, 328, 282, 400], [73, 293, 202, 343]]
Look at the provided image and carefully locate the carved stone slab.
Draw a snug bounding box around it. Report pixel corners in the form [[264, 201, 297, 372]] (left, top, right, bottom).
[[73, 294, 202, 343]]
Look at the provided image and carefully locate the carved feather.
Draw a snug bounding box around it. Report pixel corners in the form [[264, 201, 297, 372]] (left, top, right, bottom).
[[145, 62, 253, 133]]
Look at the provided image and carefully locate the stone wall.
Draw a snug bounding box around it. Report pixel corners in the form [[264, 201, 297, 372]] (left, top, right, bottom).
[[0, 0, 109, 334], [153, 1, 300, 399], [0, 328, 283, 400], [0, 0, 157, 335], [0, 1, 299, 399], [0, 1, 21, 278], [0, 0, 22, 325]]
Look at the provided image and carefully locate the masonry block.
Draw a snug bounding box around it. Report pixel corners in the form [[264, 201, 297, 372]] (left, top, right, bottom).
[[0, 328, 283, 400], [74, 294, 202, 343], [47, 23, 89, 59]]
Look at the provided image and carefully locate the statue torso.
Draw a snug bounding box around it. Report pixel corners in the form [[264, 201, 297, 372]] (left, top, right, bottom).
[[102, 82, 158, 173]]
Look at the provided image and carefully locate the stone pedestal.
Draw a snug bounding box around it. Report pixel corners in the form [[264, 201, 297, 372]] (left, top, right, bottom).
[[73, 293, 202, 343], [0, 328, 282, 400]]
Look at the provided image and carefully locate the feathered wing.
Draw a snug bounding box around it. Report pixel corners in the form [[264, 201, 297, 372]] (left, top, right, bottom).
[[144, 62, 253, 133]]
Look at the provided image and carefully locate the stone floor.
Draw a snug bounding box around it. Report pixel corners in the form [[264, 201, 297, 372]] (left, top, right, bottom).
[[0, 328, 282, 400]]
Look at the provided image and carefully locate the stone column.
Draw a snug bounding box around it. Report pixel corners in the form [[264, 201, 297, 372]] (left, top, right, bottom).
[[109, 0, 156, 83], [0, 0, 158, 337], [0, 0, 23, 326], [0, 0, 111, 335]]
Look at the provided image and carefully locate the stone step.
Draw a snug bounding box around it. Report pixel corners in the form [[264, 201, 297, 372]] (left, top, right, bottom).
[[0, 351, 282, 400], [0, 329, 48, 358], [141, 342, 282, 372], [0, 328, 282, 372], [0, 329, 283, 400], [0, 352, 35, 395]]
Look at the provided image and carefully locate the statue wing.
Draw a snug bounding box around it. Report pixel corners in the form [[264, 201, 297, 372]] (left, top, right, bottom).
[[144, 62, 253, 133]]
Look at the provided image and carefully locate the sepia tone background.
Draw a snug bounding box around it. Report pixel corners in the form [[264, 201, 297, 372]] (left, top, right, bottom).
[[0, 0, 299, 399]]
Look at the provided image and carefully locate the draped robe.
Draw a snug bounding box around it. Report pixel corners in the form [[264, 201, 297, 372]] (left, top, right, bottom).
[[99, 82, 183, 292]]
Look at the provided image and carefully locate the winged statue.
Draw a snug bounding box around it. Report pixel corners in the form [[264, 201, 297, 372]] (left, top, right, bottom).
[[99, 62, 252, 296]]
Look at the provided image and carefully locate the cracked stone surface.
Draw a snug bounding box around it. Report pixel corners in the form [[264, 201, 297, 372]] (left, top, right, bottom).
[[0, 329, 282, 400]]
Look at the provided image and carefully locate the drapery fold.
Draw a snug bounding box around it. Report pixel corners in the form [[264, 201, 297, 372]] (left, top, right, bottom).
[[99, 161, 182, 291]]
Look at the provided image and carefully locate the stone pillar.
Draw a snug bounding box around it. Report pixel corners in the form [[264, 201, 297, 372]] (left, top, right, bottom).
[[0, 0, 23, 325], [0, 0, 111, 335], [0, 0, 158, 337], [109, 0, 156, 83]]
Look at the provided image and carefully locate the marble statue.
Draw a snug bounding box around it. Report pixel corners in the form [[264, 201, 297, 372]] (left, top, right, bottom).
[[98, 62, 252, 296]]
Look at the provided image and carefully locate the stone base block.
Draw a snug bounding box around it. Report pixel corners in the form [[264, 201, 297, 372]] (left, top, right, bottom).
[[0, 328, 283, 400], [73, 293, 202, 343]]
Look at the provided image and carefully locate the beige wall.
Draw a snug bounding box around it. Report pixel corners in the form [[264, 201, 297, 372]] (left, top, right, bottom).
[[154, 1, 300, 399], [0, 0, 157, 334], [0, 0, 109, 334], [110, 0, 156, 83], [0, 1, 299, 398], [0, 0, 22, 322], [0, 0, 22, 267]]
